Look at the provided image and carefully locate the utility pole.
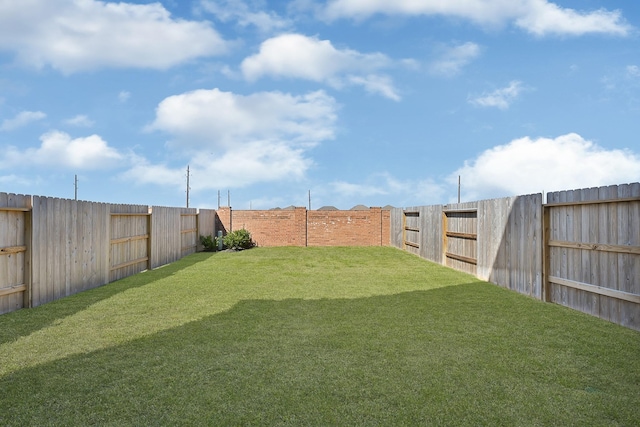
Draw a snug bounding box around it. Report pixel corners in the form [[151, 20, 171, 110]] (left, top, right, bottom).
[[457, 175, 461, 204], [227, 190, 230, 207], [308, 190, 311, 210], [74, 175, 78, 201], [186, 165, 191, 208], [217, 190, 220, 209]]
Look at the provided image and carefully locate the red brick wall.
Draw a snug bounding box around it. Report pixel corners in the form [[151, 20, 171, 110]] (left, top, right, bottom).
[[216, 207, 231, 234], [307, 208, 387, 246], [228, 207, 307, 247], [215, 207, 390, 247], [381, 209, 390, 246]]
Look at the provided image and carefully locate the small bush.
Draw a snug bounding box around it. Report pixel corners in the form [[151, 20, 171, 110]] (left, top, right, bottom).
[[222, 229, 255, 250], [200, 235, 218, 252]]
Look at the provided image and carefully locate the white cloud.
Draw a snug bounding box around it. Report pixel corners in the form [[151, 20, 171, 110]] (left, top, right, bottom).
[[241, 33, 400, 100], [118, 91, 131, 103], [122, 142, 311, 191], [626, 65, 640, 78], [330, 181, 388, 198], [0, 174, 35, 187], [0, 0, 228, 73], [192, 141, 311, 188], [450, 133, 640, 201], [139, 88, 337, 188], [120, 160, 184, 187], [0, 131, 125, 170], [148, 88, 337, 149], [469, 81, 524, 110], [430, 42, 481, 77], [321, 0, 630, 37], [601, 65, 640, 94], [515, 1, 629, 37], [325, 173, 447, 208], [347, 75, 401, 101], [199, 0, 292, 33], [64, 114, 94, 127], [1, 111, 46, 131]]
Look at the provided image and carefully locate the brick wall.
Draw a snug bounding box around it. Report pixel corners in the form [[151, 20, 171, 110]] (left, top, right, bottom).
[[215, 207, 390, 247]]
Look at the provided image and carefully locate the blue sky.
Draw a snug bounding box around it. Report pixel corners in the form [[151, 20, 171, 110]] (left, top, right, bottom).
[[1, 0, 639, 210]]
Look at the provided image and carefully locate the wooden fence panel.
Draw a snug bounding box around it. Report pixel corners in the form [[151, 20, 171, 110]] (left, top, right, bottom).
[[417, 205, 442, 263], [478, 194, 542, 298], [477, 197, 510, 286], [390, 205, 443, 263], [31, 196, 110, 307], [0, 193, 31, 314], [545, 183, 640, 331], [110, 204, 150, 282], [197, 209, 218, 251], [180, 208, 198, 257], [402, 208, 420, 256], [390, 208, 404, 249], [150, 206, 182, 269], [443, 202, 478, 276]]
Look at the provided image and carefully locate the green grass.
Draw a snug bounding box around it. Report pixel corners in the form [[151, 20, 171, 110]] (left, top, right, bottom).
[[1, 247, 638, 426]]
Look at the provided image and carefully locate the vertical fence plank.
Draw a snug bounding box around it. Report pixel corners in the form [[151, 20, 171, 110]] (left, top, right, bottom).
[[586, 187, 600, 315], [606, 185, 621, 323]]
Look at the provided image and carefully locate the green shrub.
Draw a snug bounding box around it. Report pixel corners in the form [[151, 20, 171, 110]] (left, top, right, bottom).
[[222, 229, 255, 250], [199, 235, 219, 252]]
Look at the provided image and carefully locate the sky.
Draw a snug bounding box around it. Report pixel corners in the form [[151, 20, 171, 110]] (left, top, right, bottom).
[[0, 0, 639, 210]]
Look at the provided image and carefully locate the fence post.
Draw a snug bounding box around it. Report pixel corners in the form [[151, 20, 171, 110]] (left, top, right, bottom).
[[441, 210, 448, 266], [24, 197, 33, 308], [147, 206, 153, 271], [542, 204, 551, 302]]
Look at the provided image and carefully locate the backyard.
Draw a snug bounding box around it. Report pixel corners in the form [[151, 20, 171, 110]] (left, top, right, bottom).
[[0, 246, 638, 426]]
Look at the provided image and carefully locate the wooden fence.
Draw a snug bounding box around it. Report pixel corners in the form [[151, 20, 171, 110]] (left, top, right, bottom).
[[0, 193, 217, 314], [392, 183, 639, 331], [0, 193, 31, 315], [2, 183, 638, 330], [544, 183, 639, 329]]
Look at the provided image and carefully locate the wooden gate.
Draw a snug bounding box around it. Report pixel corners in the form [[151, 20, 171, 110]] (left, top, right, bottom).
[[544, 184, 640, 330]]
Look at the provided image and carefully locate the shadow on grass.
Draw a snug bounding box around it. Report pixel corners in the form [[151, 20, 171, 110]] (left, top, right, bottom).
[[0, 252, 216, 346], [2, 283, 639, 426]]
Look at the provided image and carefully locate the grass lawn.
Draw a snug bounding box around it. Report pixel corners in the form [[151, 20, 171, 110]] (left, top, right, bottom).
[[0, 246, 639, 426]]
